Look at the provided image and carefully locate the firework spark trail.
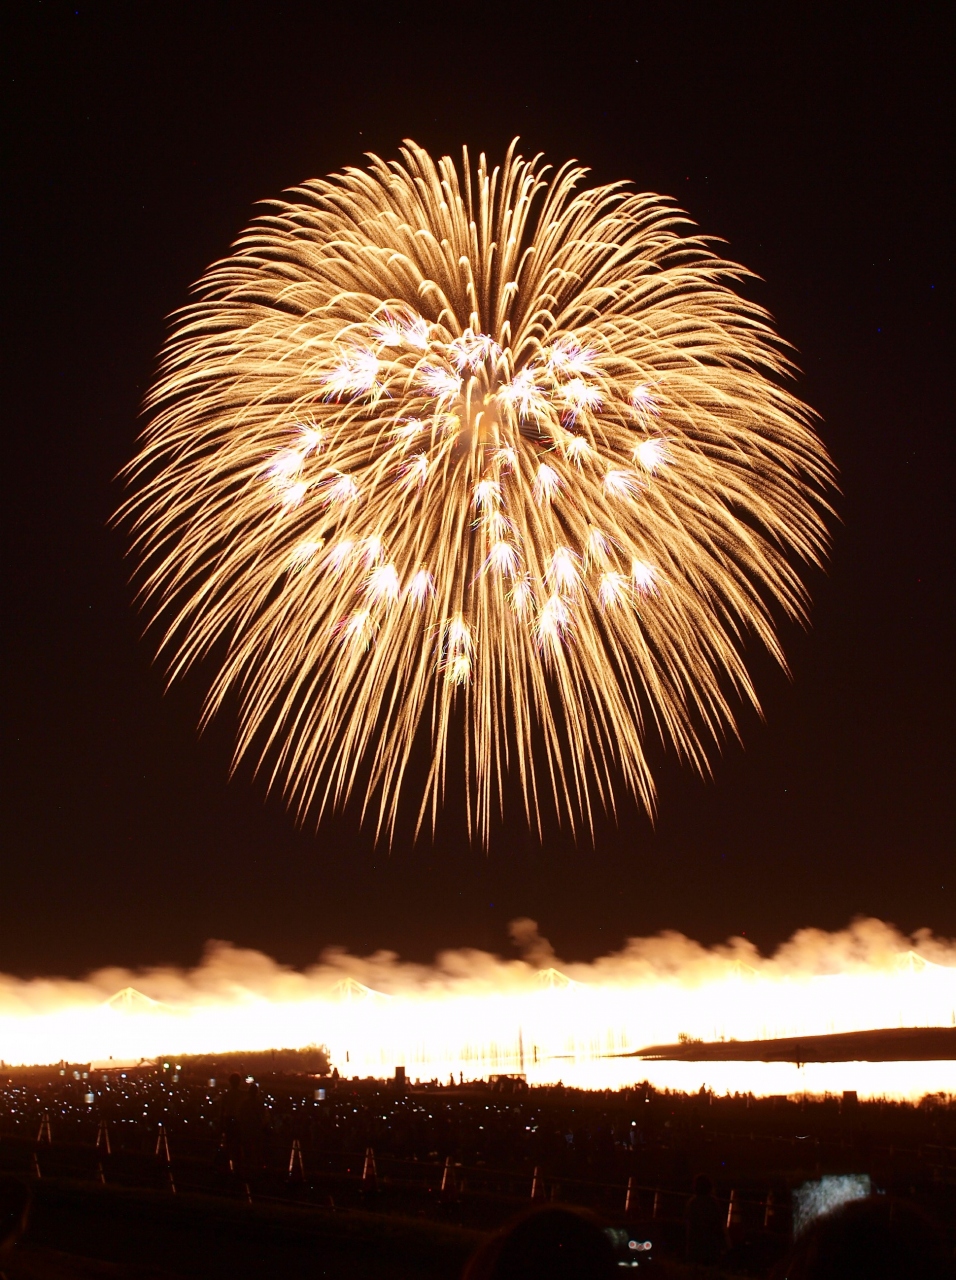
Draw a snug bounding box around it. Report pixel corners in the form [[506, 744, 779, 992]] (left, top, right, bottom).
[[120, 141, 834, 839]]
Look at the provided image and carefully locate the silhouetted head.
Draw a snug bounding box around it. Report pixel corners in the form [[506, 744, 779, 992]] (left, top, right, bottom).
[[229, 1072, 242, 1088], [694, 1174, 714, 1197], [462, 1205, 616, 1280], [783, 1195, 951, 1280]]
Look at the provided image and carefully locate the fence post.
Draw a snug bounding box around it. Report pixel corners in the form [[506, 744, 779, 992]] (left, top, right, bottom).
[[726, 1188, 743, 1241], [155, 1123, 171, 1162], [763, 1188, 776, 1229], [96, 1119, 111, 1155], [154, 1124, 175, 1193], [288, 1138, 304, 1180], [362, 1146, 377, 1191], [726, 1188, 740, 1229], [625, 1175, 636, 1217], [440, 1155, 457, 1200]]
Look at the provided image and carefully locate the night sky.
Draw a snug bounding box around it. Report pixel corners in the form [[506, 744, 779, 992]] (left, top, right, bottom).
[[5, 3, 953, 979]]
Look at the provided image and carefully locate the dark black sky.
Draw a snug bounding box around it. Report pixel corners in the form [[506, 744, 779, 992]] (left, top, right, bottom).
[[5, 2, 953, 978]]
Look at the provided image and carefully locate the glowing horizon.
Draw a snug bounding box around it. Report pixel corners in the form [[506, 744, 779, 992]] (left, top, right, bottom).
[[3, 918, 953, 1100]]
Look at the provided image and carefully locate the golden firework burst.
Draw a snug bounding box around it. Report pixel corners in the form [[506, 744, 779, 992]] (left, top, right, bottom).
[[119, 140, 834, 840]]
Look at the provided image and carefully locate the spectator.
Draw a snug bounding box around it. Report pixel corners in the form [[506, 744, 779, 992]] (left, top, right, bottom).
[[779, 1195, 952, 1280], [685, 1173, 725, 1264], [240, 1079, 265, 1166], [219, 1072, 244, 1165], [462, 1205, 616, 1280]]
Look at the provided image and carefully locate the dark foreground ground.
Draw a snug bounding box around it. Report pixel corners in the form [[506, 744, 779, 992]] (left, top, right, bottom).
[[4, 1181, 480, 1280], [1, 1062, 954, 1277]]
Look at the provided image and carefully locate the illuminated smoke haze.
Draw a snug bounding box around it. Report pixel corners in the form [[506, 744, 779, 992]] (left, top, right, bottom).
[[2, 918, 953, 1098]]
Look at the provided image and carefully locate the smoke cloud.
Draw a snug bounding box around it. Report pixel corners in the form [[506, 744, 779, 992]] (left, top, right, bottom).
[[1, 916, 953, 1016]]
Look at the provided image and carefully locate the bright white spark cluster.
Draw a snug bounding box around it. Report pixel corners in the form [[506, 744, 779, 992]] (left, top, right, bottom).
[[120, 141, 833, 840]]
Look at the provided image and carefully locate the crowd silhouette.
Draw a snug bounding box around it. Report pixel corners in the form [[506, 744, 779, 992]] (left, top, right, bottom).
[[0, 1067, 953, 1276]]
